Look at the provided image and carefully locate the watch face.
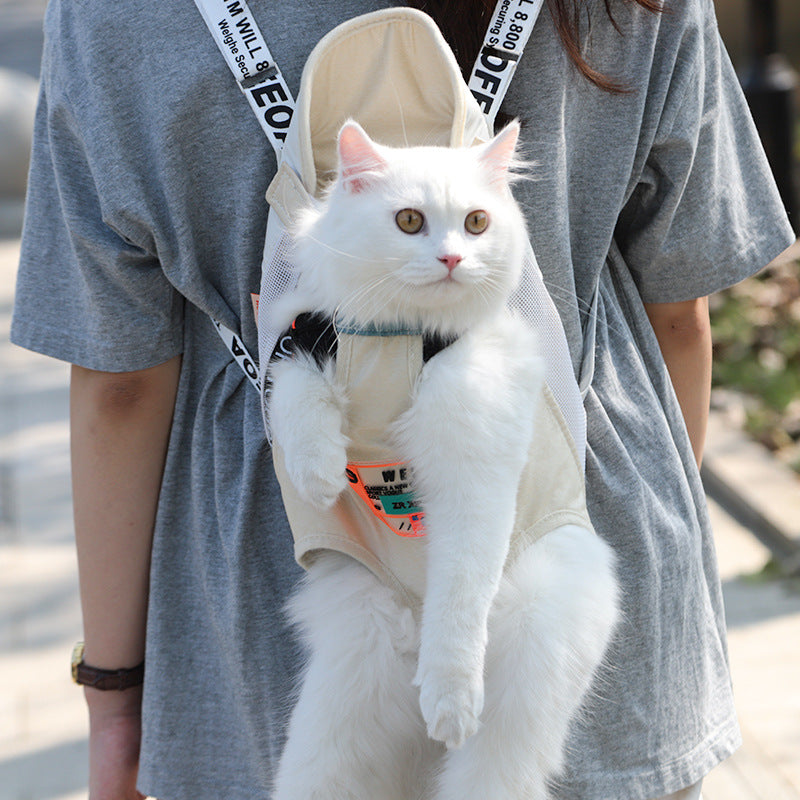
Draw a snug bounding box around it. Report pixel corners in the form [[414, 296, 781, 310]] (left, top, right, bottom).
[[71, 641, 85, 683]]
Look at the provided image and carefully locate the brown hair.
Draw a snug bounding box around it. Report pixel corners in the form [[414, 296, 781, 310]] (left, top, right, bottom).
[[410, 0, 662, 92]]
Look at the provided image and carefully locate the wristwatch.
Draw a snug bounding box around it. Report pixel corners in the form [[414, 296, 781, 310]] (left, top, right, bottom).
[[70, 642, 145, 691]]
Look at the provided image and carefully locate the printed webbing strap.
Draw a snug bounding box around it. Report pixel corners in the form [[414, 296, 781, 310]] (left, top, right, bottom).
[[194, 0, 294, 154], [193, 0, 295, 385], [468, 0, 544, 129]]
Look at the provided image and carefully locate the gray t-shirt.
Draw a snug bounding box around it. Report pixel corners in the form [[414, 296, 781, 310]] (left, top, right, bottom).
[[11, 0, 795, 797]]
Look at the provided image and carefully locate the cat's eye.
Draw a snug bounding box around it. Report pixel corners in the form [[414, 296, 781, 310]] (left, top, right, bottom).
[[465, 210, 489, 235], [396, 208, 425, 234]]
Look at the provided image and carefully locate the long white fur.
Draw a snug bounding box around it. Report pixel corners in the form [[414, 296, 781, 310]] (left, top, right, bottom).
[[268, 121, 619, 800]]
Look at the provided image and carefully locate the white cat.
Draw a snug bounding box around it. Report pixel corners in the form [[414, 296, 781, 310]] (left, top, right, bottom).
[[268, 121, 619, 800]]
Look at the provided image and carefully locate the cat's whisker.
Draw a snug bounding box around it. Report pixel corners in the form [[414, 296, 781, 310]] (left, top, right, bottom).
[[300, 234, 406, 264], [541, 282, 594, 314], [388, 79, 410, 148], [542, 282, 619, 332], [334, 273, 400, 326], [343, 273, 397, 313], [367, 280, 413, 326], [362, 273, 419, 327], [474, 282, 501, 313]]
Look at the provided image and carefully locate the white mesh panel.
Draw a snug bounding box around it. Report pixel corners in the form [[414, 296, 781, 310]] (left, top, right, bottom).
[[257, 214, 300, 436], [509, 244, 587, 465]]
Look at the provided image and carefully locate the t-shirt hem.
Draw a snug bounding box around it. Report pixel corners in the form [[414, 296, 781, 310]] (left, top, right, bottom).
[[638, 226, 797, 305], [137, 772, 262, 800], [136, 716, 742, 800], [10, 316, 184, 372], [554, 715, 742, 800]]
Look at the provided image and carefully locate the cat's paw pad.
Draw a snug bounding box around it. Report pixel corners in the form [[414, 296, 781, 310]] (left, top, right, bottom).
[[415, 669, 484, 750], [286, 447, 348, 509]]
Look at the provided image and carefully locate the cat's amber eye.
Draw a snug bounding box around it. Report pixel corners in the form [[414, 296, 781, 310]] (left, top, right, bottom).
[[396, 208, 425, 234], [465, 210, 489, 235]]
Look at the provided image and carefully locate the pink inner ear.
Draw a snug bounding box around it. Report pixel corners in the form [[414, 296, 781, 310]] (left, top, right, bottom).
[[478, 121, 520, 184], [338, 122, 387, 193]]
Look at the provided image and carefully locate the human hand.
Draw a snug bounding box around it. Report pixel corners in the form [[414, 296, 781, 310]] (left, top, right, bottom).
[[85, 685, 146, 800]]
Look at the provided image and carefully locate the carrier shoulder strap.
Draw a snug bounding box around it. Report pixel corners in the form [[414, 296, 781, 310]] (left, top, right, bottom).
[[194, 0, 545, 160], [467, 0, 544, 131], [194, 0, 295, 153]]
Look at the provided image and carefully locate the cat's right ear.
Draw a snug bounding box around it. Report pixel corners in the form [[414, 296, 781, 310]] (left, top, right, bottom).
[[337, 121, 387, 194], [477, 120, 521, 187]]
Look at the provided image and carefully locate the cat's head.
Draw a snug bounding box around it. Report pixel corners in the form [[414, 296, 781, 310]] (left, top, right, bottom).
[[291, 120, 527, 336]]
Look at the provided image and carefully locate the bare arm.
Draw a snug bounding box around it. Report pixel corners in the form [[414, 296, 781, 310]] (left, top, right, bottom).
[[644, 297, 711, 468], [70, 355, 181, 800]]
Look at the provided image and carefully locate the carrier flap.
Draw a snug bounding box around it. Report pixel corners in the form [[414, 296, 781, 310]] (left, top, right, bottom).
[[283, 7, 493, 198]]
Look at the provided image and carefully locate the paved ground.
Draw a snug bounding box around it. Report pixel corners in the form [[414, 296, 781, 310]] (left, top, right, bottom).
[[1, 236, 86, 800], [702, 502, 800, 800], [0, 0, 47, 79], [1, 229, 800, 798]]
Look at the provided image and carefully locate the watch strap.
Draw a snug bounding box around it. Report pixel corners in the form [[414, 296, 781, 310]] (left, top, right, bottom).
[[71, 642, 145, 691], [74, 660, 145, 691]]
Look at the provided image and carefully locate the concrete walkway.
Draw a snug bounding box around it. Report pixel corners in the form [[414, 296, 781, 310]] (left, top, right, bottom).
[[703, 498, 800, 800], [1, 236, 85, 800], [1, 232, 800, 799]]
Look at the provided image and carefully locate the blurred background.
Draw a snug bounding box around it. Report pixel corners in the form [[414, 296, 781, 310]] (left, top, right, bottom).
[[709, 0, 800, 479], [717, 0, 799, 68]]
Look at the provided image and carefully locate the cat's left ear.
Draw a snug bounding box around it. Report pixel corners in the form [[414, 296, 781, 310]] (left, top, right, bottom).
[[337, 121, 388, 194], [477, 120, 520, 186]]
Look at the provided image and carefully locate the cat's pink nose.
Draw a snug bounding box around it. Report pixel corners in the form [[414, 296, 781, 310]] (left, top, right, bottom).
[[438, 254, 463, 273]]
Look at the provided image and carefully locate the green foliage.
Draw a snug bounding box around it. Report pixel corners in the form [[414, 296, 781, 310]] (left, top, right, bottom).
[[710, 257, 800, 465]]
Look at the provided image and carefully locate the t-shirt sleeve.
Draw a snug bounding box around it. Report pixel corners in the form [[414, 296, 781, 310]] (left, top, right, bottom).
[[615, 1, 796, 304], [11, 58, 184, 372]]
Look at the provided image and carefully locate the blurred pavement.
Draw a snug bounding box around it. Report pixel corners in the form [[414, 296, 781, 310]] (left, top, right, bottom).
[[1, 236, 84, 800]]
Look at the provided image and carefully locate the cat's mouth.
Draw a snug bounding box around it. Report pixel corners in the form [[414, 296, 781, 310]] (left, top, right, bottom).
[[416, 274, 463, 291], [428, 266, 466, 286], [398, 277, 469, 311]]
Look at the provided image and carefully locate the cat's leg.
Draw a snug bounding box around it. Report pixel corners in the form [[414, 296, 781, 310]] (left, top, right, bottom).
[[268, 354, 348, 507], [272, 553, 436, 800], [434, 524, 619, 800], [397, 315, 545, 750]]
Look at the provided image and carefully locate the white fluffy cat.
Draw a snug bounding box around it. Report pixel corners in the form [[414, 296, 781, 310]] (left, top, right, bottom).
[[268, 121, 619, 800]]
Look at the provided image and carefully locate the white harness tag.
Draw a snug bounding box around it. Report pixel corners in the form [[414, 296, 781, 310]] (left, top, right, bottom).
[[211, 318, 262, 393], [468, 0, 543, 129], [194, 0, 295, 153]]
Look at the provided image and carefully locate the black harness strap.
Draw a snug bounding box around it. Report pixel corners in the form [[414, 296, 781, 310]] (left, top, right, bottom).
[[272, 313, 456, 367]]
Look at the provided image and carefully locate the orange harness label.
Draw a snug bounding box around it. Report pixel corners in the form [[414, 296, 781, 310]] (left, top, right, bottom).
[[346, 462, 426, 538]]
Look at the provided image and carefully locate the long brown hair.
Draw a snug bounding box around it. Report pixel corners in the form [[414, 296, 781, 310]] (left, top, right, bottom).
[[410, 0, 662, 92]]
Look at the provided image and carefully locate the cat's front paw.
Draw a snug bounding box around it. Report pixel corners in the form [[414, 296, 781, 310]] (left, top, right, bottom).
[[414, 663, 484, 749], [285, 444, 348, 509]]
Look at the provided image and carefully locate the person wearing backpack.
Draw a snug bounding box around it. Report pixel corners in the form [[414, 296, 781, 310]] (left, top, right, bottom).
[[11, 0, 795, 799]]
